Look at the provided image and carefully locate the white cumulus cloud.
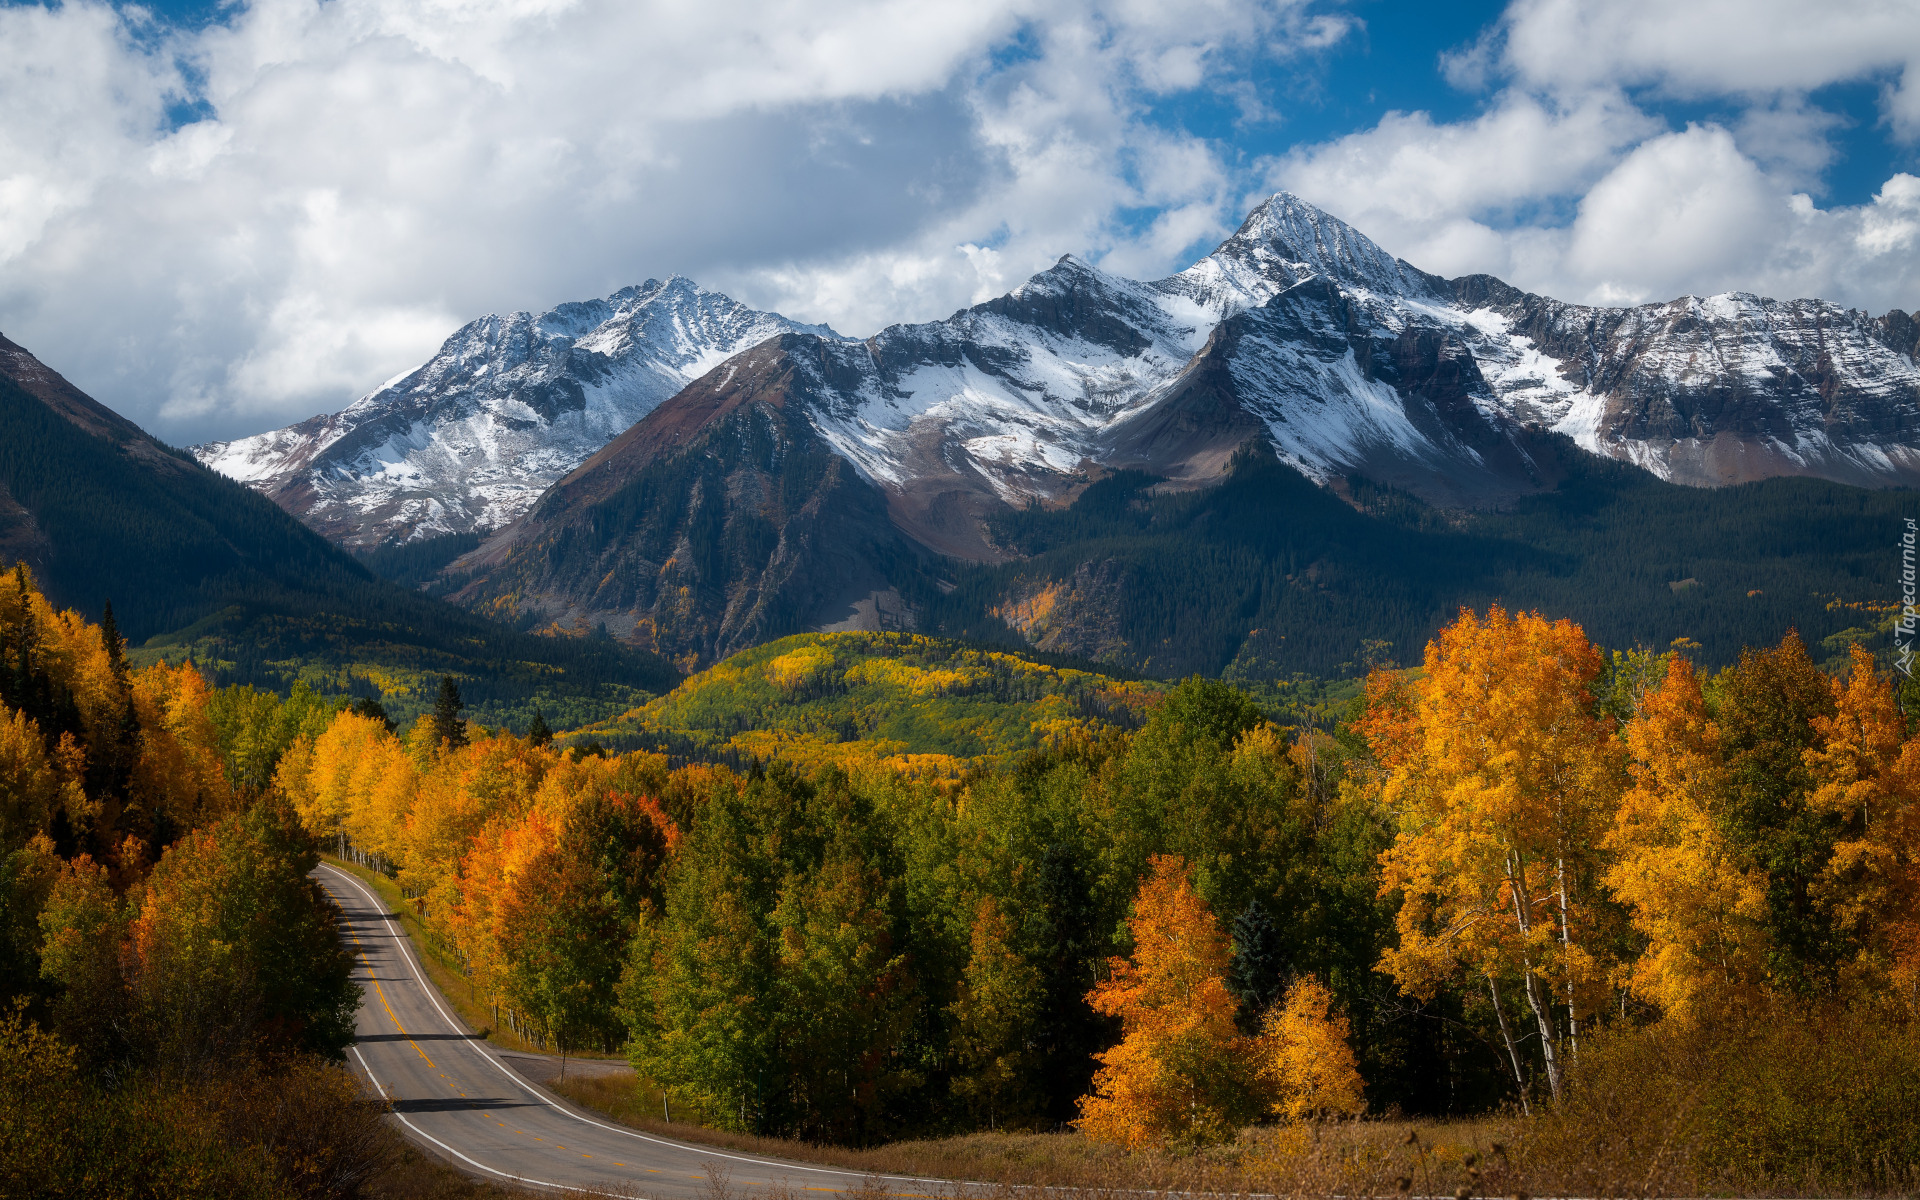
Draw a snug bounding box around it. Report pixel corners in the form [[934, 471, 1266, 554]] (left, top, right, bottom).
[[0, 0, 1338, 443], [1272, 0, 1920, 315]]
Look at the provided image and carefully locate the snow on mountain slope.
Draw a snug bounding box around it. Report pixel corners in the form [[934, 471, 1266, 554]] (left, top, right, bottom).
[[193, 278, 837, 547], [437, 192, 1920, 665], [204, 191, 1920, 575], [1451, 283, 1920, 487]]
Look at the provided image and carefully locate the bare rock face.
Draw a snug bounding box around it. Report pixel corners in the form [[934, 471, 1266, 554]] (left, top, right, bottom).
[[446, 338, 919, 668], [192, 278, 836, 548]]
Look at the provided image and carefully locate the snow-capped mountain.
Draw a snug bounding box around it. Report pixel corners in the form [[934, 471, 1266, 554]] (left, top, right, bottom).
[[192, 278, 837, 547], [437, 192, 1920, 665]]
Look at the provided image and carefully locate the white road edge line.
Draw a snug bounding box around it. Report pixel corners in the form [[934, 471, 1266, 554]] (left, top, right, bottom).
[[320, 861, 970, 1190], [352, 1044, 590, 1195]]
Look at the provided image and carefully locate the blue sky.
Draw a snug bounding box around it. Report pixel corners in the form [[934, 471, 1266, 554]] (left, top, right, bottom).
[[2, 0, 1917, 442]]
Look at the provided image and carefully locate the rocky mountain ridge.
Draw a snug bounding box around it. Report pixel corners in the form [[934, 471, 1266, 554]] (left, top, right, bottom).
[[193, 277, 837, 547], [196, 193, 1920, 667]]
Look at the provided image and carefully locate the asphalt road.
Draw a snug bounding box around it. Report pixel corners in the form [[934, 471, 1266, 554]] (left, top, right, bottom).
[[316, 862, 957, 1197]]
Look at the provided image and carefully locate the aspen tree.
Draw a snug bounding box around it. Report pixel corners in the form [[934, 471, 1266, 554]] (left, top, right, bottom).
[[1076, 855, 1256, 1147], [1369, 606, 1624, 1104], [1258, 974, 1365, 1121], [1607, 656, 1769, 1022]]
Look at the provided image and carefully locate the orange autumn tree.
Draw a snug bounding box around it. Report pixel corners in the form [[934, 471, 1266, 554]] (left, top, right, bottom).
[[1076, 854, 1257, 1147], [1606, 655, 1769, 1023], [1804, 644, 1920, 1007], [1259, 975, 1365, 1122], [1368, 606, 1624, 1105]]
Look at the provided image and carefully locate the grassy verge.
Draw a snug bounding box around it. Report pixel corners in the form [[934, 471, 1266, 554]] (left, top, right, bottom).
[[321, 854, 620, 1061], [545, 1073, 1519, 1194]]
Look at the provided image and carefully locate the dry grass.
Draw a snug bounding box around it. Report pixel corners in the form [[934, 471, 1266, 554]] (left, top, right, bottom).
[[551, 1064, 1920, 1198], [547, 1072, 1532, 1197], [365, 1135, 542, 1200]]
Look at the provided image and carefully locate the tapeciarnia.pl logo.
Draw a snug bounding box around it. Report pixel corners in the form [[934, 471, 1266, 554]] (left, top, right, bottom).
[[1900, 518, 1917, 678]]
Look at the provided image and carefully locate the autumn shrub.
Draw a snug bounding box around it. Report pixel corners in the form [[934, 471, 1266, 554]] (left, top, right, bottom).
[[0, 1002, 295, 1199], [1520, 1004, 1920, 1195], [207, 1055, 399, 1200]]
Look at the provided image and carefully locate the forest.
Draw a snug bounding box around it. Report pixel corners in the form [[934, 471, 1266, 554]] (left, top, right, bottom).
[[920, 444, 1919, 680], [7, 556, 1920, 1196]]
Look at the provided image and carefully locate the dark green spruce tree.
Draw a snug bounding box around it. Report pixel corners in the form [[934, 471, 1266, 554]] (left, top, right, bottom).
[[526, 708, 554, 747], [1227, 898, 1286, 1032], [349, 695, 396, 732], [428, 675, 468, 750]]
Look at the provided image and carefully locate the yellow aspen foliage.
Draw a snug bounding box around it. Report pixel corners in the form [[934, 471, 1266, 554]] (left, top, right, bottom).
[[1805, 645, 1920, 1000], [0, 707, 58, 853], [1258, 974, 1365, 1121], [128, 661, 233, 833], [272, 734, 321, 831], [1368, 605, 1624, 1103], [396, 731, 549, 916], [1076, 854, 1256, 1148], [294, 711, 412, 857], [1606, 655, 1769, 1023]]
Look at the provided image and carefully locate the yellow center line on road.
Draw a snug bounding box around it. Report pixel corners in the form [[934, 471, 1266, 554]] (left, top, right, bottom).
[[347, 925, 438, 1071]]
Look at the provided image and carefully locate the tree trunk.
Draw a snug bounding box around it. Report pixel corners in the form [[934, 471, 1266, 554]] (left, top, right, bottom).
[[1507, 852, 1564, 1102], [1486, 973, 1531, 1116], [1557, 857, 1579, 1065]]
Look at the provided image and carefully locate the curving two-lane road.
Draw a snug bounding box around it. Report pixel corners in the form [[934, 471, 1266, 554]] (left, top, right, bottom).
[[317, 862, 952, 1197]]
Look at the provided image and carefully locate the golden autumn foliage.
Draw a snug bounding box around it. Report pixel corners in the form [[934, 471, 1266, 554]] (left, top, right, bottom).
[[0, 708, 59, 853], [1367, 605, 1623, 1102], [1258, 974, 1365, 1121], [1076, 855, 1256, 1148], [1804, 644, 1920, 1003], [1606, 656, 1769, 1022], [277, 699, 687, 1049], [1, 566, 236, 869]]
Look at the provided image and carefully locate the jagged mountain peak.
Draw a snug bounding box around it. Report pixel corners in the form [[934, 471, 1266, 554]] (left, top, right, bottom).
[[194, 280, 830, 547], [1164, 191, 1441, 316]]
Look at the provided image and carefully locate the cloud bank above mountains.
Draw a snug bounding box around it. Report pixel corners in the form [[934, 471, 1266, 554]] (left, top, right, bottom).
[[1271, 0, 1920, 312], [0, 0, 1916, 444]]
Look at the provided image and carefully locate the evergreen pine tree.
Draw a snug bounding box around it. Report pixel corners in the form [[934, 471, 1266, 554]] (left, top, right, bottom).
[[1029, 841, 1107, 1122], [1227, 898, 1286, 1031], [11, 570, 36, 723], [349, 695, 396, 733], [526, 708, 554, 747], [99, 599, 127, 682], [430, 675, 468, 750]]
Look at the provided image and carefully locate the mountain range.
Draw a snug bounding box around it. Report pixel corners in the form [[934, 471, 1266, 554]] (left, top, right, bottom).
[[191, 194, 1920, 673], [195, 278, 837, 549]]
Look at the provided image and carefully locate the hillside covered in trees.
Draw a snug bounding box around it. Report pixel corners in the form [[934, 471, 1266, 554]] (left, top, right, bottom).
[[919, 446, 1920, 680], [0, 338, 678, 733], [247, 594, 1920, 1190], [567, 632, 1161, 773], [11, 550, 1920, 1194]]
